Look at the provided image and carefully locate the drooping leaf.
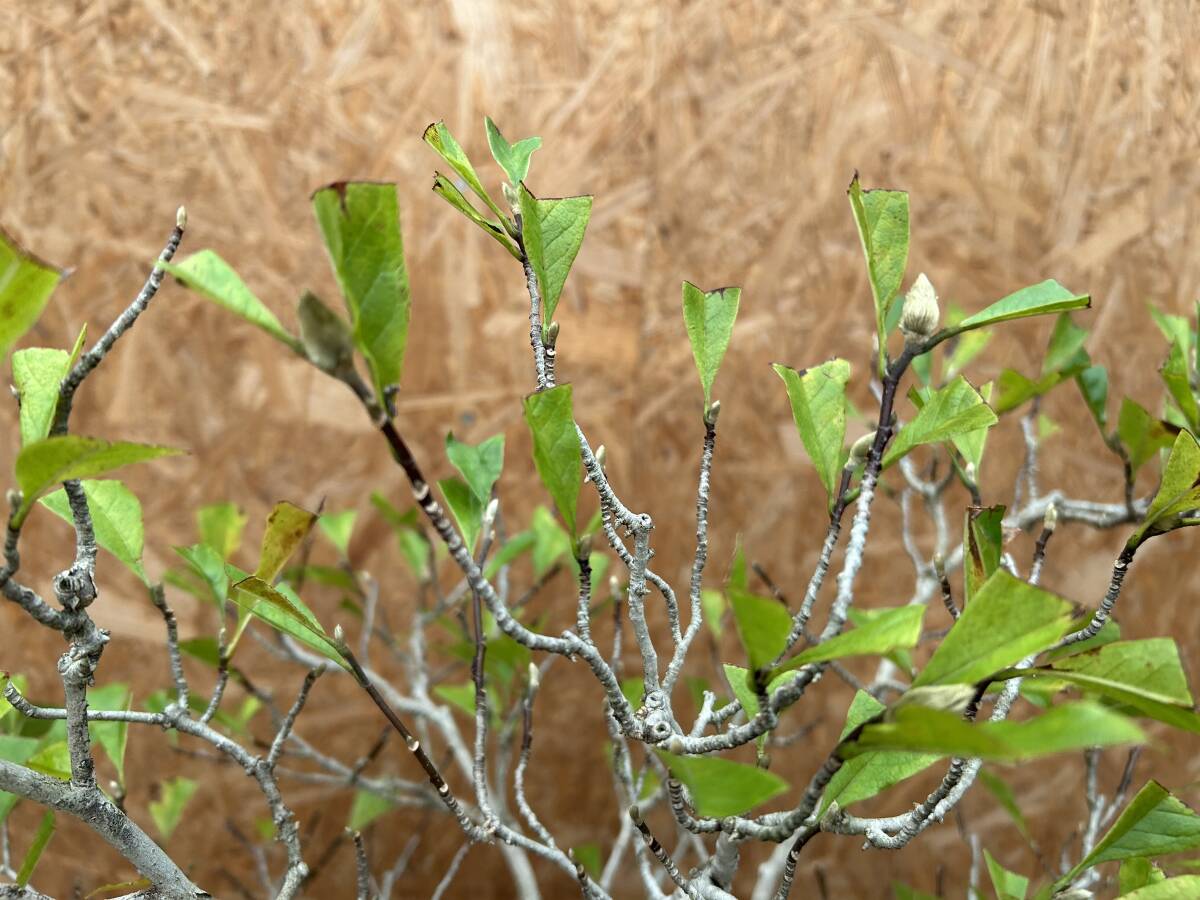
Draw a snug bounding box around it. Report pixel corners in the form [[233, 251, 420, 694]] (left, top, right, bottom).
[[317, 510, 357, 557], [230, 576, 347, 670], [728, 587, 791, 673], [1077, 365, 1110, 431], [446, 433, 505, 504], [1118, 398, 1175, 474], [0, 225, 66, 363], [41, 480, 148, 583], [984, 849, 1029, 900], [1061, 781, 1200, 884], [523, 384, 580, 535], [820, 691, 938, 813], [255, 501, 318, 583], [149, 777, 198, 841], [1130, 430, 1200, 547], [423, 121, 507, 221], [913, 570, 1073, 687], [655, 750, 789, 818], [197, 502, 247, 561], [312, 181, 412, 395], [681, 281, 741, 409], [777, 605, 924, 673], [519, 187, 592, 323], [431, 173, 521, 259], [159, 251, 300, 350], [847, 702, 1143, 762], [13, 437, 181, 527], [484, 117, 542, 186], [12, 348, 68, 445], [964, 504, 1004, 602], [14, 810, 55, 888], [883, 376, 998, 468], [847, 175, 909, 373], [948, 280, 1090, 336], [773, 360, 850, 504], [348, 789, 395, 830]]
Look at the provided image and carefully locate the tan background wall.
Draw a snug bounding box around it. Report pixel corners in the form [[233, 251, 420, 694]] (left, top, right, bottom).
[[3, 1, 1200, 897]]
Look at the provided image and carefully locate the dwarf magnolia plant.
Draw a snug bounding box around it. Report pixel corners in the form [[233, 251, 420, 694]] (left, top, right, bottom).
[[3, 119, 1200, 900]]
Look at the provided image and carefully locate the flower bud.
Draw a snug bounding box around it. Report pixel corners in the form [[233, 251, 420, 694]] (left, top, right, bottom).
[[176, 205, 188, 230], [1044, 501, 1058, 533], [298, 290, 356, 377], [900, 273, 940, 345], [847, 431, 876, 467], [544, 320, 560, 349], [887, 684, 978, 721]]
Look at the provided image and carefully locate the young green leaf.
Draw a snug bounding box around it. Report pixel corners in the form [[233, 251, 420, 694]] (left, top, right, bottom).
[[432, 173, 521, 259], [484, 117, 542, 186], [12, 348, 69, 445], [0, 225, 66, 363], [317, 510, 357, 558], [174, 543, 229, 605], [946, 280, 1090, 336], [1118, 398, 1175, 474], [984, 849, 1029, 900], [722, 665, 796, 720], [1041, 313, 1091, 377], [1161, 340, 1200, 432], [523, 384, 581, 535], [681, 282, 741, 410], [773, 360, 850, 504], [1060, 781, 1200, 885], [883, 376, 998, 468], [1076, 364, 1110, 431], [847, 175, 909, 374], [942, 329, 992, 382], [702, 589, 726, 639], [655, 750, 789, 818], [914, 570, 1073, 687], [25, 742, 70, 780], [519, 187, 592, 324], [41, 480, 148, 583], [847, 701, 1143, 762], [14, 810, 55, 888], [255, 501, 319, 583], [312, 182, 412, 396], [446, 433, 505, 504], [87, 683, 130, 786], [1120, 859, 1167, 894], [978, 767, 1032, 842], [197, 502, 247, 561], [230, 576, 348, 670], [13, 437, 182, 527], [963, 505, 1004, 602], [149, 776, 198, 841], [1131, 430, 1200, 547], [159, 251, 300, 351], [439, 477, 484, 553], [728, 587, 791, 673], [348, 789, 395, 830], [820, 691, 938, 813], [423, 121, 508, 222], [776, 605, 924, 673]]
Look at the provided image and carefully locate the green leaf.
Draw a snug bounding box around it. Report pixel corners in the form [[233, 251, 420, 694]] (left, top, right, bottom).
[[41, 480, 147, 583], [159, 252, 299, 350], [14, 810, 55, 888], [655, 750, 789, 818], [571, 843, 602, 881], [423, 121, 507, 221], [0, 226, 66, 363], [255, 501, 318, 583], [847, 175, 909, 374], [913, 570, 1073, 687], [432, 173, 521, 259], [964, 505, 1004, 602], [728, 587, 791, 672], [1162, 340, 1200, 432], [87, 683, 130, 785], [434, 682, 477, 719], [984, 849, 1029, 900], [848, 701, 1144, 761], [519, 187, 592, 323], [682, 282, 742, 409], [1120, 859, 1167, 894], [892, 883, 940, 900], [312, 181, 412, 394], [529, 505, 571, 577], [773, 360, 850, 503], [348, 789, 395, 830], [942, 330, 993, 382], [702, 589, 725, 639], [1131, 430, 1200, 546], [174, 543, 229, 605], [1120, 877, 1200, 898], [1042, 313, 1091, 377], [13, 437, 181, 527], [439, 477, 484, 553], [1062, 781, 1200, 884], [1118, 398, 1174, 474], [722, 664, 795, 719], [230, 576, 348, 670], [884, 376, 998, 468], [777, 605, 924, 673], [949, 280, 1090, 336], [317, 510, 356, 557], [955, 381, 994, 470], [25, 742, 70, 780], [197, 502, 247, 561], [446, 433, 505, 504], [12, 347, 68, 445], [149, 776, 197, 841], [820, 691, 938, 813], [978, 767, 1032, 842], [523, 384, 581, 535], [1077, 365, 1110, 431], [484, 117, 542, 186]]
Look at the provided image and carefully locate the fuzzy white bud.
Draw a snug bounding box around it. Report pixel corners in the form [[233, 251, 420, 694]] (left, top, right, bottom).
[[545, 320, 560, 348], [1044, 501, 1058, 532], [887, 684, 978, 721], [176, 205, 188, 230], [595, 445, 607, 472], [705, 399, 721, 426], [333, 624, 347, 647], [847, 431, 876, 467], [900, 273, 940, 345], [528, 662, 540, 690]]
